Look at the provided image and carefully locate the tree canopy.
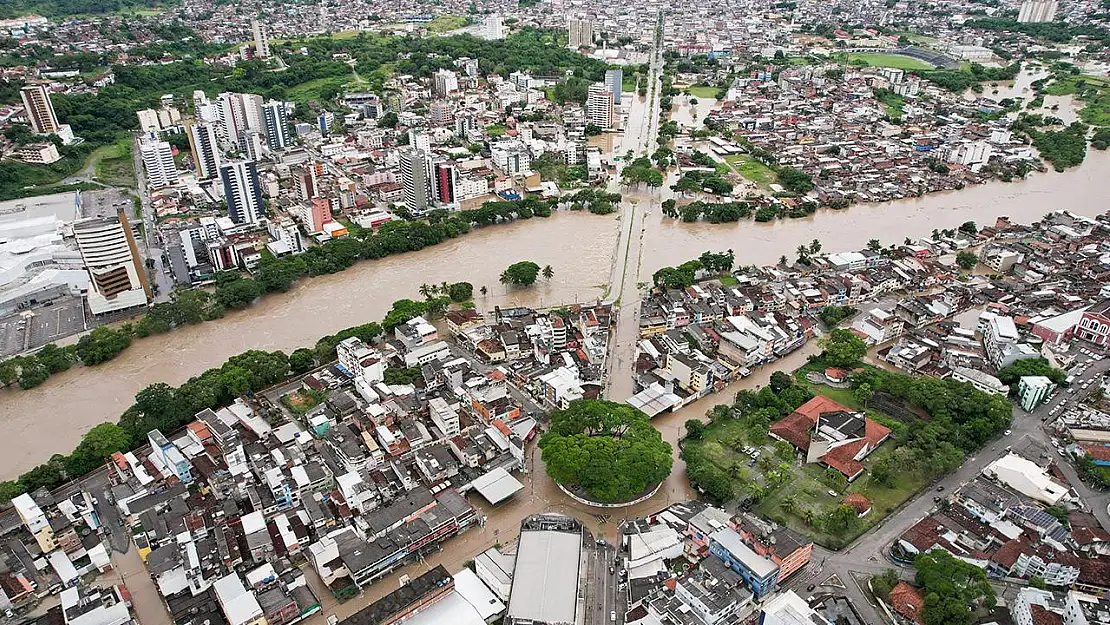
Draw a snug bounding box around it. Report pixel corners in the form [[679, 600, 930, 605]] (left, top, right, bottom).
[[996, 357, 1066, 387], [915, 550, 996, 625], [540, 400, 672, 503], [819, 329, 868, 367], [500, 261, 542, 286]]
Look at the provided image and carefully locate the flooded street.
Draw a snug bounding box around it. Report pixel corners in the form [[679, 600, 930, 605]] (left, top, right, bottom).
[[3, 68, 1110, 479], [296, 342, 819, 625]]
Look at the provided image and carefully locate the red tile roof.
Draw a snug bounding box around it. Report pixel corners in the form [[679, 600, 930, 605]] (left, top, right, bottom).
[[992, 537, 1031, 570], [844, 493, 871, 514], [901, 517, 942, 552], [793, 396, 853, 424], [864, 418, 892, 447], [1083, 444, 1110, 463], [888, 582, 925, 625], [1030, 604, 1064, 625], [821, 440, 866, 479], [769, 412, 813, 451]]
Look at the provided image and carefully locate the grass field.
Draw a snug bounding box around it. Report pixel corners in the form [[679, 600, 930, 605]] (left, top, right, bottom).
[[286, 75, 350, 102], [848, 52, 933, 70], [427, 15, 469, 33], [725, 154, 778, 188], [90, 137, 135, 188], [685, 85, 722, 99]]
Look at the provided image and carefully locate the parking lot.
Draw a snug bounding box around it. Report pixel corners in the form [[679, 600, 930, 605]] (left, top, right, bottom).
[[1042, 345, 1110, 424], [0, 297, 87, 358]]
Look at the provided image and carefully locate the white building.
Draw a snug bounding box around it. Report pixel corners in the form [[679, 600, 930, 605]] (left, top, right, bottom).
[[261, 100, 291, 150], [434, 69, 459, 97], [429, 396, 461, 437], [140, 138, 179, 189], [252, 18, 271, 59], [983, 453, 1071, 506], [71, 212, 150, 314], [399, 147, 430, 212], [336, 336, 385, 384], [484, 14, 504, 40], [187, 122, 221, 179], [950, 366, 1009, 396], [1018, 0, 1058, 22], [1018, 375, 1054, 412], [586, 83, 614, 130]]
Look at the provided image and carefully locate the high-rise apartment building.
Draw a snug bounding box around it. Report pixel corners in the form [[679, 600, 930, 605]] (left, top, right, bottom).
[[604, 69, 623, 110], [219, 160, 265, 225], [433, 161, 458, 205], [71, 209, 151, 315], [261, 100, 291, 150], [252, 18, 271, 59], [19, 84, 60, 135], [484, 14, 504, 40], [1018, 0, 1057, 22], [434, 69, 459, 97], [216, 92, 248, 145], [587, 82, 614, 129], [399, 148, 430, 213], [187, 122, 221, 179], [567, 17, 594, 48], [140, 138, 179, 190]]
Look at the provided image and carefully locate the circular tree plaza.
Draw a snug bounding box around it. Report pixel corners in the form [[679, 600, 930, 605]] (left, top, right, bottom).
[[539, 399, 673, 505]]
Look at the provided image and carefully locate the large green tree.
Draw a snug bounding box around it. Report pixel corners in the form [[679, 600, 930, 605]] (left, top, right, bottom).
[[500, 261, 542, 286], [540, 400, 672, 503], [915, 550, 995, 625], [819, 328, 868, 368]]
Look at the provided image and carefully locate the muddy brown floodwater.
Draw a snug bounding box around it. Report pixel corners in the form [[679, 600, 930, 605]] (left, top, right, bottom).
[[0, 212, 620, 480], [3, 91, 1110, 480]]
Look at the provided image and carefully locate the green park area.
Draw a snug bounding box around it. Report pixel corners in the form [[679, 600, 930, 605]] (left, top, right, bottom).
[[427, 15, 470, 33], [91, 136, 135, 187], [683, 330, 1014, 550], [848, 52, 933, 70], [725, 154, 778, 188], [1044, 74, 1110, 126], [685, 85, 722, 99]]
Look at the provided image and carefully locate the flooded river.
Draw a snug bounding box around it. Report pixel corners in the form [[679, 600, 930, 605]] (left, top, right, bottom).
[[3, 81, 1110, 480]]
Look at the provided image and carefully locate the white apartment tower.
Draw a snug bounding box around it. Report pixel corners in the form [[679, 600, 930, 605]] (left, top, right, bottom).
[[187, 122, 221, 179], [219, 160, 265, 225], [71, 209, 151, 314], [434, 69, 459, 97], [587, 82, 614, 129], [252, 18, 271, 59], [140, 138, 179, 189], [1018, 0, 1058, 22], [567, 17, 594, 48], [484, 14, 504, 40], [399, 148, 430, 213]]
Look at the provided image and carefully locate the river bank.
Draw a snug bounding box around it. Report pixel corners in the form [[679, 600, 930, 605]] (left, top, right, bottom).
[[4, 85, 1110, 481], [0, 211, 620, 480]]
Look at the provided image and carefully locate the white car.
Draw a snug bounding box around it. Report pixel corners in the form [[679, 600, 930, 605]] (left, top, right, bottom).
[[1004, 429, 1012, 436]]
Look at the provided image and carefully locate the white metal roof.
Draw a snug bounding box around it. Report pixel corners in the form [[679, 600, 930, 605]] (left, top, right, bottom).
[[507, 529, 581, 624], [469, 467, 524, 505]]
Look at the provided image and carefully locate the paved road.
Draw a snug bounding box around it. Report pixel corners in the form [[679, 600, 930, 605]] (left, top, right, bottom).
[[604, 13, 664, 402], [794, 347, 1110, 622]]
